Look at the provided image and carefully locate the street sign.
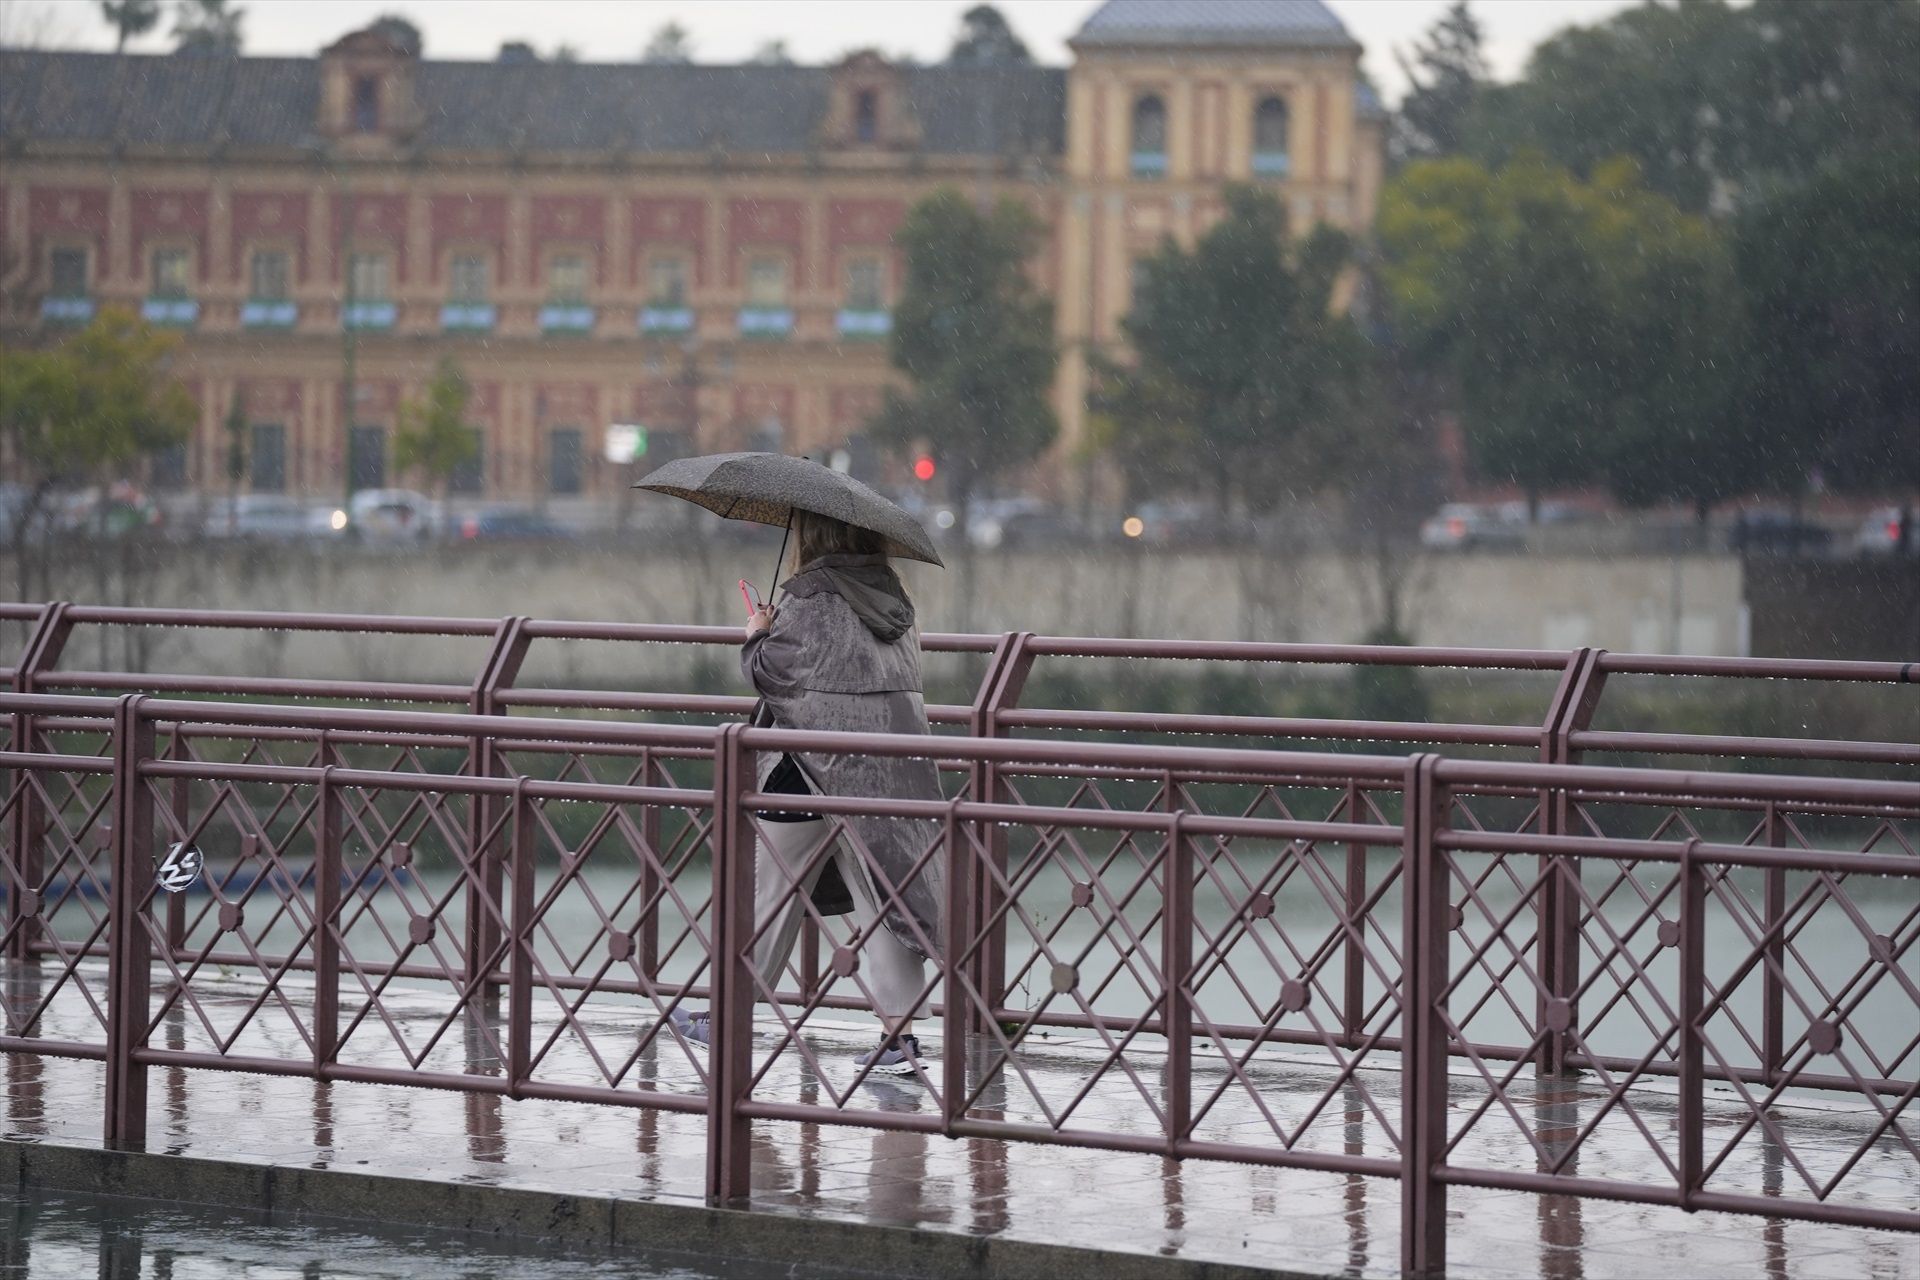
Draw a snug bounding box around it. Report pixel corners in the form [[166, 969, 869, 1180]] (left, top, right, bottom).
[[606, 424, 648, 465], [156, 843, 205, 893]]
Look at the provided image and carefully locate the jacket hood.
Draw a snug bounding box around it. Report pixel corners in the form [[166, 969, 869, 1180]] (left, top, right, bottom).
[[781, 552, 916, 643]]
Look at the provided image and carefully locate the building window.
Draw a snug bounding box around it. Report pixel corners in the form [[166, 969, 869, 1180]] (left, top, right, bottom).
[[648, 255, 688, 307], [836, 256, 891, 338], [250, 250, 290, 300], [1129, 256, 1152, 309], [549, 254, 588, 303], [250, 423, 286, 492], [450, 254, 489, 304], [50, 247, 89, 297], [1254, 96, 1291, 177], [349, 425, 387, 490], [353, 76, 380, 132], [854, 89, 878, 143], [746, 256, 788, 308], [151, 443, 188, 490], [548, 427, 583, 495], [448, 427, 484, 495], [348, 252, 391, 302], [1131, 94, 1167, 178], [151, 248, 191, 298]]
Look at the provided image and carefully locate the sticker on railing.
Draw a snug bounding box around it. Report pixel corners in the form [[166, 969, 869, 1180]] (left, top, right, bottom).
[[155, 843, 205, 893]]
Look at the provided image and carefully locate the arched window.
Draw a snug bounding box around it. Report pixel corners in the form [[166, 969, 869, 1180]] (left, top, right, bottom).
[[1253, 96, 1290, 177], [854, 89, 878, 143], [1130, 94, 1167, 178]]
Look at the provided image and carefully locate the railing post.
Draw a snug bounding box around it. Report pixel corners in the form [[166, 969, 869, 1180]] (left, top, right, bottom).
[[507, 777, 534, 1097], [164, 725, 189, 958], [466, 616, 531, 1010], [5, 602, 73, 965], [313, 738, 341, 1071], [941, 796, 968, 1133], [1343, 781, 1367, 1045], [1677, 838, 1705, 1211], [706, 722, 753, 1206], [970, 632, 1033, 1031], [1536, 648, 1606, 1076], [1762, 802, 1786, 1087], [1401, 754, 1448, 1280], [1162, 807, 1191, 1158], [638, 748, 662, 981], [104, 694, 154, 1149]]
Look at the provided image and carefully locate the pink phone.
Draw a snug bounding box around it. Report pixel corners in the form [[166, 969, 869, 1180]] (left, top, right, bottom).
[[739, 579, 763, 618]]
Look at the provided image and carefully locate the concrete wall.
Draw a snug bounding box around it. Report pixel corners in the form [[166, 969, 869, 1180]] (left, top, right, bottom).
[[9, 544, 1752, 686]]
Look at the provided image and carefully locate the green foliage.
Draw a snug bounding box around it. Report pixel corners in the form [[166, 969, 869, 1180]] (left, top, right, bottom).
[[394, 357, 479, 497], [1469, 0, 1920, 213], [873, 189, 1058, 503], [947, 4, 1030, 66], [1379, 156, 1757, 512], [640, 21, 692, 64], [1391, 0, 1489, 164], [100, 0, 160, 52], [1733, 147, 1920, 496], [0, 307, 194, 539], [170, 0, 243, 55], [1102, 185, 1361, 513]]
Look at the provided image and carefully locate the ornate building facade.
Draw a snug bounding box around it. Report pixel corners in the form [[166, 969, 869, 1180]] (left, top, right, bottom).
[[0, 0, 1383, 503]]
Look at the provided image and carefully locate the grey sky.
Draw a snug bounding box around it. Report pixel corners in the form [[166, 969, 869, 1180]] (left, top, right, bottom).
[[17, 0, 1638, 104]]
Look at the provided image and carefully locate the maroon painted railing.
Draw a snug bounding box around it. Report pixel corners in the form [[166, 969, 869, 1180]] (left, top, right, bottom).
[[1, 687, 1914, 1277]]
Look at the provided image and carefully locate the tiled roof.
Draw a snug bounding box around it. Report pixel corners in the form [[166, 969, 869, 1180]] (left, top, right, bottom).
[[0, 51, 1067, 156], [1073, 0, 1359, 49]]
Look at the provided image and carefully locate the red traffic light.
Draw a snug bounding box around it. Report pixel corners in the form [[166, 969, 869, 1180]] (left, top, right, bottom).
[[913, 456, 936, 482]]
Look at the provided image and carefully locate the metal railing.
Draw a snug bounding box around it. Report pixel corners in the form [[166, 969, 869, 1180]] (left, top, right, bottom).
[[1, 687, 1914, 1277]]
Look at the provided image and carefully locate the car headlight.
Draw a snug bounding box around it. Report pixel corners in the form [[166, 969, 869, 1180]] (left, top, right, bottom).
[[329, 509, 349, 531]]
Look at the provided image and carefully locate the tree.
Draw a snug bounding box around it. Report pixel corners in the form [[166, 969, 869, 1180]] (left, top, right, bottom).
[[100, 0, 160, 53], [1392, 0, 1488, 165], [170, 0, 242, 55], [1469, 0, 1920, 213], [750, 39, 792, 65], [947, 4, 1030, 66], [497, 40, 537, 65], [551, 42, 578, 64], [393, 357, 479, 501], [870, 190, 1057, 628], [641, 21, 692, 64], [0, 307, 195, 600], [1108, 185, 1361, 518], [1734, 147, 1920, 498], [1379, 156, 1757, 517], [367, 12, 420, 56]]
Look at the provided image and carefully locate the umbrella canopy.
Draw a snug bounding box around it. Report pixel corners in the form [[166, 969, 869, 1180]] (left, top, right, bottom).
[[634, 452, 945, 568]]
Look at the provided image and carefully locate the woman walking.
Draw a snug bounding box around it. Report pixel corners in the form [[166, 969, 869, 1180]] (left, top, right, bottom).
[[676, 509, 946, 1076]]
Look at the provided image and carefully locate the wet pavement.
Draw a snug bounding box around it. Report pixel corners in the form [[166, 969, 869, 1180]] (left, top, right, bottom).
[[2, 963, 1916, 1279]]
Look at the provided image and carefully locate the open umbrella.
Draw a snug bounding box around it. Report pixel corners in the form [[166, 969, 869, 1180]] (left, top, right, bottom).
[[634, 452, 945, 590]]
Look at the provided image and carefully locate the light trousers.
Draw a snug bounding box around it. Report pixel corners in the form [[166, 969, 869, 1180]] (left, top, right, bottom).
[[752, 817, 927, 1023]]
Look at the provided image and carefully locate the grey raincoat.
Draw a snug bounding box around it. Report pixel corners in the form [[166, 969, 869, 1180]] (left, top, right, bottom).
[[742, 552, 946, 961]]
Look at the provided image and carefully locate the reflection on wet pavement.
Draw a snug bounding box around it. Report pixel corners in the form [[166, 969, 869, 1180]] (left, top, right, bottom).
[[2, 964, 1915, 1279]]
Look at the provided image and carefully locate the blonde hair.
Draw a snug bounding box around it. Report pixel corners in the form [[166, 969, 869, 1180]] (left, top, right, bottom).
[[789, 509, 887, 575]]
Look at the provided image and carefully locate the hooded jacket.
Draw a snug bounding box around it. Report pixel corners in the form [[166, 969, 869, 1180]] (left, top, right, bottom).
[[741, 552, 945, 961]]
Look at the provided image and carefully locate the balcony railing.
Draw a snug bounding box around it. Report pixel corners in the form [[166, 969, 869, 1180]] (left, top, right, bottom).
[[440, 302, 496, 333], [835, 308, 892, 339], [342, 301, 397, 331], [1130, 150, 1167, 179], [737, 306, 794, 338], [141, 297, 199, 327], [539, 303, 595, 335], [639, 305, 695, 336], [39, 296, 95, 325], [239, 300, 298, 330], [1252, 151, 1291, 178]]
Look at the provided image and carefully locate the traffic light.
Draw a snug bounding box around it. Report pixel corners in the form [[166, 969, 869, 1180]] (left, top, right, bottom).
[[913, 455, 936, 482]]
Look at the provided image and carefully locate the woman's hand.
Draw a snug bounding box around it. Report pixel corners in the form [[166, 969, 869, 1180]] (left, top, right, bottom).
[[746, 605, 776, 638]]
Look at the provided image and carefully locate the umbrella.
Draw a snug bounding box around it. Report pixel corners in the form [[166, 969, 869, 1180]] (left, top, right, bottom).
[[634, 452, 945, 590]]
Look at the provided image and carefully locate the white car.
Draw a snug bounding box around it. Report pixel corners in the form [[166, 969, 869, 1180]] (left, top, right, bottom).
[[343, 488, 441, 545], [1854, 506, 1912, 556], [203, 495, 339, 542]]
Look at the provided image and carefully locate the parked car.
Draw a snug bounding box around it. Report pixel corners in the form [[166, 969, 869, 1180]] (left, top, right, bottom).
[[341, 488, 440, 545], [1121, 500, 1248, 547], [966, 497, 1073, 549], [203, 495, 340, 543], [457, 508, 577, 542], [1727, 509, 1831, 555], [1419, 503, 1526, 551], [51, 483, 164, 538], [1853, 506, 1914, 556]]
